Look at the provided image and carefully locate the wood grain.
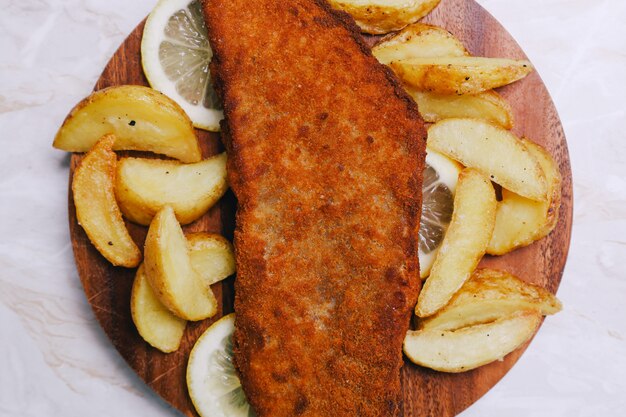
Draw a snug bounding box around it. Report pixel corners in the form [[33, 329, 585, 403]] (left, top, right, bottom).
[[67, 0, 572, 416]]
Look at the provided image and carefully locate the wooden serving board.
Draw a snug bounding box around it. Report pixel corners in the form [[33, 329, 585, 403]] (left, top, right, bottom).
[[68, 0, 572, 415]]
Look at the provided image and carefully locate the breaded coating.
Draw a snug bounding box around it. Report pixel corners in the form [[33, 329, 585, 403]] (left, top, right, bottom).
[[203, 1, 427, 415]]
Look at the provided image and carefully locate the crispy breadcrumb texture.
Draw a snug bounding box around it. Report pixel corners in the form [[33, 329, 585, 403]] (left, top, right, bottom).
[[203, 0, 427, 415]]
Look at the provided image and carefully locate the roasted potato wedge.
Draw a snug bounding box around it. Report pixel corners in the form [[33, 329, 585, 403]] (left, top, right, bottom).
[[373, 23, 467, 64], [54, 85, 201, 163], [328, 0, 441, 35], [187, 232, 236, 286], [144, 206, 217, 321], [404, 310, 541, 372], [115, 153, 228, 226], [419, 268, 562, 331], [390, 56, 533, 95], [131, 264, 187, 353], [416, 169, 496, 317], [407, 88, 513, 128], [488, 139, 562, 255], [522, 139, 562, 235], [374, 26, 514, 128], [72, 134, 141, 267], [428, 118, 548, 201]]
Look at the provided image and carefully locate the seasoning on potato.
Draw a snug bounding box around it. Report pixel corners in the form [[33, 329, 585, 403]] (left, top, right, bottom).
[[115, 153, 228, 226], [72, 134, 141, 268], [54, 85, 202, 163], [329, 0, 441, 35], [416, 168, 496, 317]]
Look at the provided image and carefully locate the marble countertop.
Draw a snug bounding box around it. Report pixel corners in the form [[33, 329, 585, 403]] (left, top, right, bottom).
[[1, 0, 625, 416]]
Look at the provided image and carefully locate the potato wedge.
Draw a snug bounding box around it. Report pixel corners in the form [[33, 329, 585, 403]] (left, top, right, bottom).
[[131, 264, 187, 353], [407, 88, 513, 128], [187, 232, 236, 286], [428, 118, 548, 201], [419, 268, 562, 331], [373, 26, 514, 128], [488, 139, 562, 255], [144, 206, 217, 321], [404, 310, 541, 373], [416, 169, 496, 317], [115, 153, 228, 226], [523, 139, 562, 235], [54, 85, 201, 163], [390, 56, 533, 95], [373, 23, 467, 64], [72, 134, 141, 267], [328, 0, 441, 34]]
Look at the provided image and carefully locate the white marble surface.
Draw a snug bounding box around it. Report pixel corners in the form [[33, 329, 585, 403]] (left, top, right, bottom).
[[1, 0, 625, 416]]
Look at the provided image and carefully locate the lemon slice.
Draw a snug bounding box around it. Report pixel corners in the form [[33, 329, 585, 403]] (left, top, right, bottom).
[[187, 314, 255, 417], [142, 0, 222, 131], [419, 150, 462, 278]]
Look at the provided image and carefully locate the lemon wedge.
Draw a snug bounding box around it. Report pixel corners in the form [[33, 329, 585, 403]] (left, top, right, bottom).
[[142, 0, 222, 131], [419, 150, 462, 278], [187, 314, 255, 417]]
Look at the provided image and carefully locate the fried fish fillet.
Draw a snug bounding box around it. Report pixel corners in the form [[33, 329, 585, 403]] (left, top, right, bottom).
[[203, 1, 427, 415]]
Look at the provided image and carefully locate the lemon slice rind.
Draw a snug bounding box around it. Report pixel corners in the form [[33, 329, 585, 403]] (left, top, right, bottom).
[[419, 149, 462, 278], [187, 314, 255, 417], [142, 0, 223, 131]]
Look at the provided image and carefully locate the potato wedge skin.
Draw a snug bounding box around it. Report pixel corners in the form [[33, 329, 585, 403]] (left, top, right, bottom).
[[428, 118, 548, 201], [407, 88, 513, 128], [72, 134, 141, 267], [144, 206, 217, 321], [524, 139, 562, 236], [373, 23, 467, 64], [487, 139, 562, 255], [488, 191, 548, 255], [404, 310, 541, 372], [131, 264, 187, 353], [329, 0, 441, 34], [115, 153, 228, 226], [187, 232, 236, 286], [390, 56, 533, 95], [419, 268, 562, 331], [416, 169, 496, 317], [54, 85, 201, 163], [373, 26, 514, 129]]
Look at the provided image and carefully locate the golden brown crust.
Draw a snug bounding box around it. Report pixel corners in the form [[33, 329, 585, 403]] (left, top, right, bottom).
[[203, 1, 426, 415]]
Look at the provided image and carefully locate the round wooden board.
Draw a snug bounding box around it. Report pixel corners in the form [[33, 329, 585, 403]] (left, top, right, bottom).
[[68, 0, 572, 416]]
